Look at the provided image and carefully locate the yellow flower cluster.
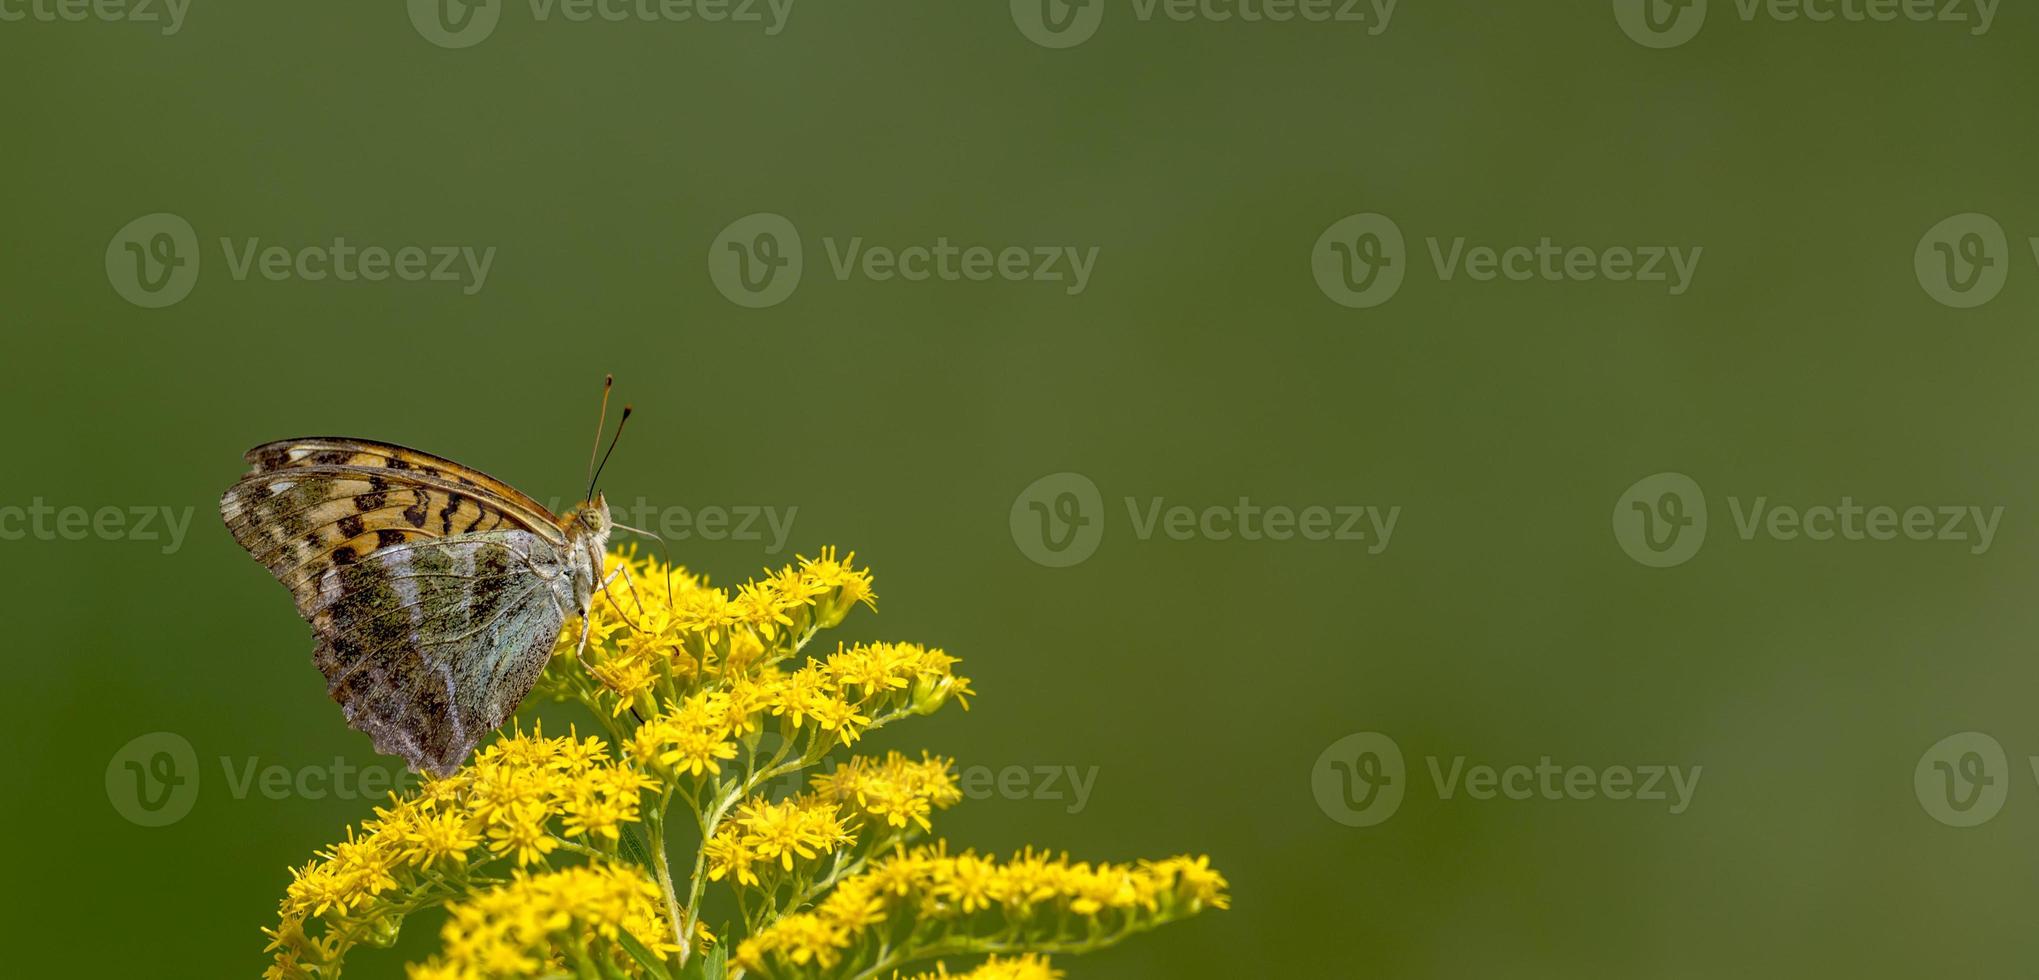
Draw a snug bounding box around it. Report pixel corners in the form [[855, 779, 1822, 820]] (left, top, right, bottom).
[[734, 848, 1230, 977], [263, 727, 652, 978], [262, 545, 1224, 980], [699, 754, 965, 942], [551, 547, 879, 715], [405, 864, 678, 980], [616, 639, 971, 789], [898, 954, 1063, 980], [810, 751, 963, 833], [705, 796, 854, 886]]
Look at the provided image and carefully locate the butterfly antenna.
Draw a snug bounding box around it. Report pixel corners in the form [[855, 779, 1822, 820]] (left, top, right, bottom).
[[587, 405, 632, 500], [584, 375, 614, 494], [612, 522, 677, 606]]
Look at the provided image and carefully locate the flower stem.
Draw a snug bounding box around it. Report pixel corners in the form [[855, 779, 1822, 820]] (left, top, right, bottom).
[[648, 802, 687, 965]]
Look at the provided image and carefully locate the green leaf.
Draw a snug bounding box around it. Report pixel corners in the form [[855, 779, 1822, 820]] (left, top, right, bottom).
[[617, 824, 654, 870], [616, 931, 676, 980], [675, 939, 727, 980]]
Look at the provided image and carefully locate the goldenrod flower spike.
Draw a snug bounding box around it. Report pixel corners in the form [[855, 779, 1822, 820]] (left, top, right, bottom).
[[260, 548, 1224, 980]]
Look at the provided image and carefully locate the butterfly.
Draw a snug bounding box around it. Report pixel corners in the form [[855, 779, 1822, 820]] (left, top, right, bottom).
[[221, 381, 637, 776]]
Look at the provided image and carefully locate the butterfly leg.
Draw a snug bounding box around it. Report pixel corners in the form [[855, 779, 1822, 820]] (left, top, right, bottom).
[[575, 562, 631, 671], [598, 562, 654, 637], [611, 562, 651, 619], [574, 610, 597, 670]]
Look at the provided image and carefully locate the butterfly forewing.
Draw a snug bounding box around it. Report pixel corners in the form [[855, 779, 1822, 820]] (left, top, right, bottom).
[[222, 465, 561, 606], [240, 437, 561, 523]]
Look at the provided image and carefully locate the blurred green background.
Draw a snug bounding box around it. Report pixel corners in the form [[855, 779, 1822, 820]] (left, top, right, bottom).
[[7, 2, 2039, 976]]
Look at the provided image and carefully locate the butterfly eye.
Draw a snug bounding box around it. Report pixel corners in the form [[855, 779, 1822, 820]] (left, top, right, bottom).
[[580, 509, 603, 529]]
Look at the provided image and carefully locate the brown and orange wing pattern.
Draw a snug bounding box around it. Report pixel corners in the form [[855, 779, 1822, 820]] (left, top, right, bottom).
[[220, 439, 567, 613], [240, 437, 559, 524]]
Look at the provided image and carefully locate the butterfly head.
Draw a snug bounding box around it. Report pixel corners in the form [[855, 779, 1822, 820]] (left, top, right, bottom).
[[564, 495, 612, 539]]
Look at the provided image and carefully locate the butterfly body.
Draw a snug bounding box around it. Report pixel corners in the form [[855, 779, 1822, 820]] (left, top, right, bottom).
[[222, 438, 610, 776]]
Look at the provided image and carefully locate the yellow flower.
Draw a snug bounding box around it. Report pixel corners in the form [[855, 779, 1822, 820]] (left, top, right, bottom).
[[940, 851, 1000, 914], [726, 796, 853, 871], [399, 808, 480, 869], [407, 864, 679, 979], [735, 580, 797, 636], [899, 954, 1064, 980], [636, 695, 739, 778], [810, 696, 873, 747], [704, 833, 762, 887], [736, 846, 1229, 976], [587, 650, 658, 712], [486, 802, 558, 867], [812, 751, 961, 833]]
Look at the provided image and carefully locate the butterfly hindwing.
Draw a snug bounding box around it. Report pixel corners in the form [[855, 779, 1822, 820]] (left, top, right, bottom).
[[309, 530, 579, 776]]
